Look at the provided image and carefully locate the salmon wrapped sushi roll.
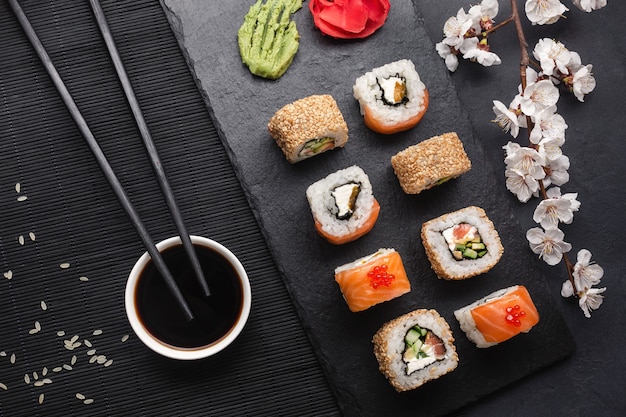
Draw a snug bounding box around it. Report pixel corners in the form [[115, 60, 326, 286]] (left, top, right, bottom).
[[334, 248, 411, 312], [454, 285, 540, 348], [306, 165, 380, 244], [353, 59, 429, 134], [268, 94, 348, 163], [372, 309, 458, 392]]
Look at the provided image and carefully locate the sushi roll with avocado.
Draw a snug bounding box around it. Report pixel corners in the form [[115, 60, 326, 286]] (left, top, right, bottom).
[[391, 132, 471, 195], [421, 206, 503, 280], [353, 59, 429, 134], [372, 309, 458, 392], [306, 165, 380, 245], [454, 285, 540, 348], [268, 94, 348, 163]]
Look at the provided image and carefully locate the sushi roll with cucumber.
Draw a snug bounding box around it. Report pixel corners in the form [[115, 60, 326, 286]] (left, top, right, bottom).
[[421, 206, 503, 280], [268, 94, 348, 163], [334, 248, 411, 312], [353, 59, 429, 134], [454, 285, 540, 348], [391, 132, 471, 195], [372, 309, 458, 392], [306, 165, 380, 245]]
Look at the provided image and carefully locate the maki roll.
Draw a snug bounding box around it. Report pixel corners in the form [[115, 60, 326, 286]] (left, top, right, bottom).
[[372, 309, 458, 392], [353, 59, 429, 134], [421, 206, 503, 280], [306, 165, 380, 244], [334, 248, 411, 312], [268, 94, 348, 163], [391, 132, 471, 195], [454, 285, 540, 348]]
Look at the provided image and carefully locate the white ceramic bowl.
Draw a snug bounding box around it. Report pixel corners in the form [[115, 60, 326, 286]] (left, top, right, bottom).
[[125, 235, 251, 360]]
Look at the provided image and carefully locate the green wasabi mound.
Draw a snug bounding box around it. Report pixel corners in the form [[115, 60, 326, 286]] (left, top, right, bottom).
[[237, 0, 302, 80]]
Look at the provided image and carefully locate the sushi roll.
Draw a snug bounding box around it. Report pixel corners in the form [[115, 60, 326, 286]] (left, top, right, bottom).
[[353, 59, 429, 134], [334, 248, 411, 312], [454, 285, 540, 348], [391, 132, 471, 195], [372, 309, 458, 392], [306, 165, 380, 244], [268, 94, 348, 163], [421, 206, 503, 280]]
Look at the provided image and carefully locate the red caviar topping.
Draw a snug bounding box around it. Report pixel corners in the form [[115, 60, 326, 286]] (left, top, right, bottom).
[[367, 264, 395, 289], [505, 305, 526, 327]]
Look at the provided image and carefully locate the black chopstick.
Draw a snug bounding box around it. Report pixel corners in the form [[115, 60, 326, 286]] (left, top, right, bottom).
[[89, 0, 211, 298], [8, 0, 195, 321]]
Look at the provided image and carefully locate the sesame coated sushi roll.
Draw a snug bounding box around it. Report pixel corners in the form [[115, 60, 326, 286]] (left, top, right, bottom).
[[353, 59, 429, 134], [268, 94, 348, 163], [391, 132, 471, 194], [421, 206, 503, 280], [306, 165, 380, 244], [454, 285, 540, 348], [334, 248, 411, 312], [372, 309, 458, 392]]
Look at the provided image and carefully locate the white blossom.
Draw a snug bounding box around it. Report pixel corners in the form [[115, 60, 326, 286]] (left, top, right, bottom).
[[529, 105, 567, 144], [571, 64, 596, 102], [572, 0, 607, 13], [442, 8, 476, 50], [526, 227, 572, 265], [573, 249, 604, 290], [532, 186, 579, 229], [537, 135, 565, 160], [463, 45, 502, 67], [520, 79, 560, 117], [504, 146, 546, 179], [561, 280, 575, 297], [468, 0, 499, 20], [492, 100, 521, 137], [436, 42, 460, 72], [525, 0, 569, 25], [533, 38, 571, 76], [505, 167, 540, 202], [542, 154, 570, 186], [578, 286, 606, 318]]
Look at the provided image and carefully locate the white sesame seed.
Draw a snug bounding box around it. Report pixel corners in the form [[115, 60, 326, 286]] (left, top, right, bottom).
[[0, 382, 7, 390], [34, 321, 41, 331], [103, 359, 113, 368], [42, 378, 52, 385], [96, 355, 107, 364], [83, 398, 94, 405], [92, 330, 102, 336], [62, 364, 72, 371], [52, 367, 62, 373], [72, 342, 81, 349], [4, 270, 12, 280], [42, 367, 48, 376], [76, 393, 85, 400], [10, 353, 16, 364], [32, 371, 38, 380], [24, 374, 30, 384], [70, 335, 79, 343], [57, 331, 65, 337], [88, 356, 97, 364], [0, 351, 5, 356], [121, 334, 129, 343], [79, 276, 89, 282], [70, 355, 77, 365], [40, 301, 47, 311], [38, 393, 44, 404], [15, 183, 20, 193], [29, 232, 36, 241], [18, 235, 24, 245], [33, 380, 44, 387], [84, 339, 92, 348], [17, 195, 27, 202], [60, 263, 70, 269], [86, 349, 96, 356], [28, 329, 39, 335]]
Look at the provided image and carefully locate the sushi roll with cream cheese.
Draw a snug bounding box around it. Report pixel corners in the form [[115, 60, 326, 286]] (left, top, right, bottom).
[[372, 309, 458, 392], [268, 94, 348, 163], [391, 132, 471, 195], [334, 248, 410, 312], [353, 59, 429, 134], [306, 165, 379, 244], [421, 206, 503, 280], [454, 285, 540, 348]]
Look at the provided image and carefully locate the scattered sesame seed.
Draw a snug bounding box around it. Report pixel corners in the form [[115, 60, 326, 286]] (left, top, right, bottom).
[[83, 398, 94, 405], [57, 331, 65, 337], [88, 356, 97, 364], [70, 355, 77, 365], [92, 330, 102, 336], [42, 367, 48, 376], [0, 351, 5, 356], [96, 355, 107, 364], [79, 276, 89, 282], [29, 232, 36, 241], [103, 359, 113, 367], [18, 235, 24, 245], [121, 334, 129, 343], [10, 353, 16, 364], [32, 372, 38, 380], [40, 301, 47, 311], [76, 393, 85, 400], [33, 380, 44, 387], [0, 382, 7, 390], [62, 364, 72, 371], [4, 270, 12, 280], [70, 335, 79, 343], [15, 183, 20, 193], [38, 393, 44, 404], [52, 367, 62, 373], [86, 349, 96, 356], [59, 263, 70, 269], [28, 329, 38, 335], [84, 339, 92, 348], [34, 321, 41, 331], [42, 378, 52, 385], [24, 374, 30, 384], [17, 195, 27, 202]]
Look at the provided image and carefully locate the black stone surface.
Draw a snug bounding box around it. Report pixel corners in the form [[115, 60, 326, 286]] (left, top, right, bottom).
[[161, 1, 582, 415]]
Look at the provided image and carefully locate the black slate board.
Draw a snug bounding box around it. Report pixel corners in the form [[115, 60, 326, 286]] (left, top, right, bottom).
[[162, 0, 575, 415]]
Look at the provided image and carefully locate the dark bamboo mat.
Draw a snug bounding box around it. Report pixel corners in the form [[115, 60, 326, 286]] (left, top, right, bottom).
[[0, 0, 340, 415]]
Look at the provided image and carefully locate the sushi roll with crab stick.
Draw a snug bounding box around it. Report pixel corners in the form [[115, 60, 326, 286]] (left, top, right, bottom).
[[454, 285, 540, 348], [306, 165, 380, 245], [353, 59, 429, 134]]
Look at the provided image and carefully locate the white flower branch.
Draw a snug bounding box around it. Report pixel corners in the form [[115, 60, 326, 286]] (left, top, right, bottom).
[[436, 0, 607, 317]]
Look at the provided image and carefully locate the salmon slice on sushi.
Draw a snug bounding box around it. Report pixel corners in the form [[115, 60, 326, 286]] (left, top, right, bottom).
[[454, 285, 540, 348], [353, 59, 429, 134], [306, 165, 380, 244], [334, 248, 410, 312]]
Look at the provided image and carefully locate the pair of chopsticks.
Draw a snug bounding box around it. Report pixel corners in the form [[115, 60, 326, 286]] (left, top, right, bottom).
[[9, 0, 210, 321]]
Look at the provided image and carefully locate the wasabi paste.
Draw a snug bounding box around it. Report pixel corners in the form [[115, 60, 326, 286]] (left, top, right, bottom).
[[237, 0, 302, 80]]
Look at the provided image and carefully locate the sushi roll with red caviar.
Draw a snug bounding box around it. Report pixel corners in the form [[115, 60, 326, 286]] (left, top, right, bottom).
[[306, 165, 380, 245], [372, 309, 458, 392], [334, 248, 411, 312], [454, 285, 540, 348], [353, 59, 429, 134]]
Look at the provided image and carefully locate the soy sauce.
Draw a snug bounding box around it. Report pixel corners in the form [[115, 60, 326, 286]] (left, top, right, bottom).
[[135, 244, 243, 349]]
